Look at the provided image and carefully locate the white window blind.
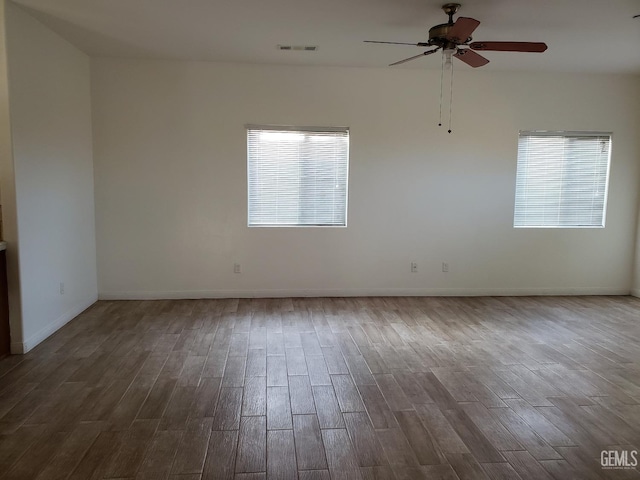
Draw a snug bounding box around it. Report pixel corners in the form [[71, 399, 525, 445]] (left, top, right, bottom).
[[514, 131, 611, 228], [247, 125, 349, 226]]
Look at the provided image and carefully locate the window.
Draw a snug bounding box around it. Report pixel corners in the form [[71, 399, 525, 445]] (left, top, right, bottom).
[[247, 125, 349, 226], [514, 131, 611, 228]]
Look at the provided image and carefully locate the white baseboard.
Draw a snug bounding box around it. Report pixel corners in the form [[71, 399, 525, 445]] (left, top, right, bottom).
[[98, 286, 630, 301], [10, 295, 98, 354]]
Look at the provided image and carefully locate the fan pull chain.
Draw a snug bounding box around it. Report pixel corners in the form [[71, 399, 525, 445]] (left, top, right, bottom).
[[438, 52, 445, 127], [448, 59, 454, 134]]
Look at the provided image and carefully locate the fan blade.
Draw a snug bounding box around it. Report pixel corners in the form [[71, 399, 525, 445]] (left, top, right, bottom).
[[389, 48, 439, 66], [445, 17, 480, 42], [470, 41, 547, 52], [364, 40, 430, 47], [454, 49, 489, 68]]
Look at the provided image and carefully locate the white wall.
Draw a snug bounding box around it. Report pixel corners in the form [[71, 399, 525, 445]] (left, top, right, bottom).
[[633, 82, 640, 298], [0, 1, 21, 347], [635, 218, 640, 297], [5, 3, 97, 352], [91, 58, 640, 298]]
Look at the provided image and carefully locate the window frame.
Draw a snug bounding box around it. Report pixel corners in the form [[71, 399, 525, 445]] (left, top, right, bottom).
[[246, 124, 350, 228], [513, 130, 612, 229]]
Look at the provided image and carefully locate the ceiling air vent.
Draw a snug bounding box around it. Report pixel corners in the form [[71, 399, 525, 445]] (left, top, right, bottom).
[[277, 45, 318, 52]]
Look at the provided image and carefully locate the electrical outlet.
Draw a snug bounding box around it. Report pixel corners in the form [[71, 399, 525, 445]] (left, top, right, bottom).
[[411, 262, 418, 273], [59, 282, 65, 295], [442, 262, 449, 273], [234, 263, 241, 274]]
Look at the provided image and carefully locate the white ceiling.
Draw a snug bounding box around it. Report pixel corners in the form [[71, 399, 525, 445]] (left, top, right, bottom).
[[11, 0, 640, 73]]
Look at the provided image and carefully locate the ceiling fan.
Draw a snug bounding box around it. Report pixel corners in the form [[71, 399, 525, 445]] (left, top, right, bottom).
[[365, 3, 548, 68]]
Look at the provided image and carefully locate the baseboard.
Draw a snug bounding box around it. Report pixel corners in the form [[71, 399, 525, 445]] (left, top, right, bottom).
[[631, 289, 640, 298], [10, 295, 98, 354], [98, 286, 630, 300]]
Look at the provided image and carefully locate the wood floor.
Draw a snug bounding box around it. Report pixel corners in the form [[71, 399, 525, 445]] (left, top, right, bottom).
[[1, 296, 640, 479]]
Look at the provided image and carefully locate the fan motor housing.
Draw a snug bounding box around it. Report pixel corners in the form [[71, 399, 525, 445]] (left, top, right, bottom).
[[429, 23, 451, 41], [429, 23, 466, 48]]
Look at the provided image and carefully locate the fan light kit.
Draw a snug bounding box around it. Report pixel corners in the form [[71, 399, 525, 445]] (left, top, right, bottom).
[[365, 3, 548, 133]]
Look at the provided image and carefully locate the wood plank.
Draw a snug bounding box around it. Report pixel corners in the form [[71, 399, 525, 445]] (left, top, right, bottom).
[[322, 347, 350, 375], [222, 355, 247, 388], [171, 417, 212, 475], [357, 383, 398, 429], [414, 403, 469, 455], [394, 371, 434, 405], [306, 356, 332, 386], [332, 374, 366, 412], [34, 422, 103, 480], [242, 375, 267, 417], [311, 385, 345, 429], [289, 375, 316, 415], [445, 453, 491, 480], [5, 428, 69, 480], [501, 450, 556, 480], [391, 464, 459, 480], [0, 382, 37, 421], [103, 418, 158, 478], [235, 473, 266, 480], [267, 386, 292, 430], [343, 411, 388, 467], [292, 414, 328, 470], [489, 406, 561, 460], [360, 465, 397, 480], [553, 446, 608, 480], [266, 355, 288, 387], [0, 386, 53, 428], [504, 398, 576, 448], [267, 332, 285, 356], [299, 470, 331, 480], [460, 402, 524, 451], [246, 349, 266, 378], [68, 430, 121, 480], [27, 381, 91, 427], [322, 428, 364, 480], [267, 430, 297, 480], [190, 376, 221, 418], [301, 333, 323, 356], [202, 429, 239, 480], [481, 462, 525, 480], [394, 410, 442, 465], [135, 429, 182, 480], [137, 378, 177, 420], [344, 354, 376, 385], [442, 408, 504, 463], [285, 347, 308, 375], [159, 385, 196, 430], [538, 459, 583, 480], [203, 346, 228, 378], [374, 374, 413, 412], [79, 379, 132, 422], [415, 372, 459, 410], [236, 416, 266, 473], [377, 428, 419, 466], [212, 387, 243, 431]]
